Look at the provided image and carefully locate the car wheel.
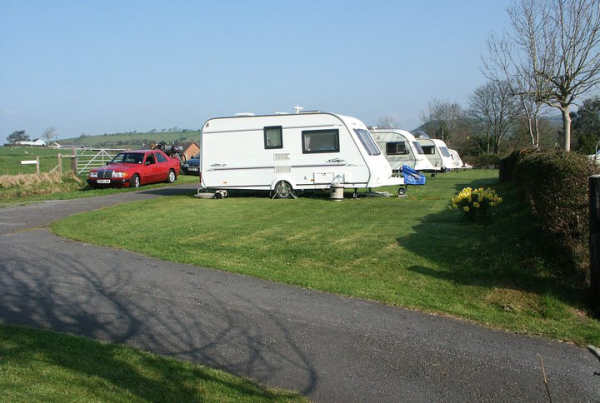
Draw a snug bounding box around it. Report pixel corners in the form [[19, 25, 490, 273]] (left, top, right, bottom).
[[130, 174, 140, 188], [273, 180, 294, 199], [166, 169, 176, 183]]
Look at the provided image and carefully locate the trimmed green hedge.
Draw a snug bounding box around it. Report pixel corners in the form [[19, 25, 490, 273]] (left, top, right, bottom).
[[500, 149, 600, 286]]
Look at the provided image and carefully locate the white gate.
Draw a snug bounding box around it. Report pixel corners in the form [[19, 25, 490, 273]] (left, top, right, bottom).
[[76, 148, 126, 175]]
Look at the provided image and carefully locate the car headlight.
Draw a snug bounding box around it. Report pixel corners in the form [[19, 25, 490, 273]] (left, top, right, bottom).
[[183, 163, 189, 168], [89, 171, 98, 178], [112, 171, 125, 178]]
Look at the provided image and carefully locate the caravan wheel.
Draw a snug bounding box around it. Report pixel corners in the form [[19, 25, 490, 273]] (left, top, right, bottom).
[[273, 180, 294, 199], [398, 187, 406, 196]]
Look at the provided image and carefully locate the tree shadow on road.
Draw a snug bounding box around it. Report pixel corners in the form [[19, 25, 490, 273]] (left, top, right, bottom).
[[0, 231, 318, 400]]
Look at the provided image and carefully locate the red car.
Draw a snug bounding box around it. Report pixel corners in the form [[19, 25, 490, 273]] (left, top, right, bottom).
[[87, 150, 181, 188]]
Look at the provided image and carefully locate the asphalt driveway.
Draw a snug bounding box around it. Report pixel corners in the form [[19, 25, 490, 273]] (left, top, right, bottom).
[[1, 184, 599, 402]]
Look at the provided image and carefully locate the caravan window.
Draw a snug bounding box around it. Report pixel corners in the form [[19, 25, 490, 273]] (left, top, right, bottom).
[[440, 146, 451, 158], [354, 129, 381, 156], [386, 142, 408, 155], [264, 126, 283, 149], [413, 142, 425, 154], [302, 129, 340, 153], [421, 145, 436, 155]]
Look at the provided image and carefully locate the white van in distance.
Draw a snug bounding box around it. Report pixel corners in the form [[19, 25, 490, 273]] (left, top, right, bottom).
[[199, 112, 404, 198]]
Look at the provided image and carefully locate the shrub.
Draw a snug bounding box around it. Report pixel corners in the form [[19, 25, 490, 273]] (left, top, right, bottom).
[[451, 187, 503, 222]]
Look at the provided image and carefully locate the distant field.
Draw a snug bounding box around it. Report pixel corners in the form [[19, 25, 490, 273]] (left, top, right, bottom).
[[0, 147, 72, 175], [57, 130, 202, 149]]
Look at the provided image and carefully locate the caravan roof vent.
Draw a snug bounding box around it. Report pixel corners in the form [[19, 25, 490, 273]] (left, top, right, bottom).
[[235, 113, 255, 116], [413, 130, 429, 139]]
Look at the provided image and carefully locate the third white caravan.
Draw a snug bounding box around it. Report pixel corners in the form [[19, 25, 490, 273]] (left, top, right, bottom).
[[200, 112, 404, 197]]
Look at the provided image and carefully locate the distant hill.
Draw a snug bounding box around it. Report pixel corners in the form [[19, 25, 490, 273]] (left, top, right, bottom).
[[57, 129, 201, 149]]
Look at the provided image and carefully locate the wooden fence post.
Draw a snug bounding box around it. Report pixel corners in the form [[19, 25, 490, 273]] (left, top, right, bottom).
[[57, 153, 63, 174], [71, 146, 77, 173], [589, 175, 600, 315], [35, 156, 40, 175]]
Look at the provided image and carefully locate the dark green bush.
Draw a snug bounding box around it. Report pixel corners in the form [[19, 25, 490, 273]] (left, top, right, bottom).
[[498, 148, 541, 182], [499, 151, 520, 182], [513, 150, 600, 283]]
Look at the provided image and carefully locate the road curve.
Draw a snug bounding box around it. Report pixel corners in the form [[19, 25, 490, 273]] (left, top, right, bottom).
[[0, 184, 599, 402]]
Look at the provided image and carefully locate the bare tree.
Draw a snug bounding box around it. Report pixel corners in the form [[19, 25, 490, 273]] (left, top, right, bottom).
[[375, 115, 402, 129], [468, 80, 520, 154], [483, 0, 600, 151], [419, 98, 464, 145], [42, 127, 57, 144]]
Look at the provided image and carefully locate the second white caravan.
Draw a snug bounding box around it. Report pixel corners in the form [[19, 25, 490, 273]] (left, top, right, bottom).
[[199, 112, 404, 197], [371, 129, 435, 173]]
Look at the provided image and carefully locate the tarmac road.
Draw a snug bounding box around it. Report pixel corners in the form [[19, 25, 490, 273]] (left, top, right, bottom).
[[1, 184, 599, 402]]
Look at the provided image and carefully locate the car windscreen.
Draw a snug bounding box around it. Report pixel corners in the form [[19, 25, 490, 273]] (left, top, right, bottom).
[[110, 153, 144, 164]]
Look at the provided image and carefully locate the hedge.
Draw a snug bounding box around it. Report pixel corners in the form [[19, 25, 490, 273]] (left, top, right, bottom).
[[501, 149, 600, 287]]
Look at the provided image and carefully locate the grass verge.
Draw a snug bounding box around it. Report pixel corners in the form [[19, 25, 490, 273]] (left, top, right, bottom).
[[0, 323, 306, 402], [51, 169, 600, 345]]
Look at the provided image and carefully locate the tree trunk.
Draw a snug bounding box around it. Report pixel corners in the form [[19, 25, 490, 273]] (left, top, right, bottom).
[[562, 106, 572, 151]]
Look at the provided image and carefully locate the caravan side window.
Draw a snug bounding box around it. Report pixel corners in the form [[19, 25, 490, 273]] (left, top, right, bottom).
[[264, 126, 283, 149], [302, 129, 339, 153], [421, 145, 436, 155], [386, 142, 408, 155]]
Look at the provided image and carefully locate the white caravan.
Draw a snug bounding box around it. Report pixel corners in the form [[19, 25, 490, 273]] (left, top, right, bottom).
[[199, 112, 404, 197], [371, 129, 435, 173], [449, 149, 469, 169], [417, 138, 454, 172]]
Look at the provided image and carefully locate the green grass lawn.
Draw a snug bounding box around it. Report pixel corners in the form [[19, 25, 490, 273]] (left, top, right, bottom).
[[51, 169, 600, 346], [0, 324, 305, 402]]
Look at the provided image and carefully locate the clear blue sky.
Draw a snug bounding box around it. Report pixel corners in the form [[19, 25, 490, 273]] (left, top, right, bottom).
[[0, 0, 513, 141]]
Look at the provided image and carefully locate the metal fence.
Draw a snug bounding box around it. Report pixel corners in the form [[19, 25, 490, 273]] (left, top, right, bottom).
[[75, 148, 125, 175]]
